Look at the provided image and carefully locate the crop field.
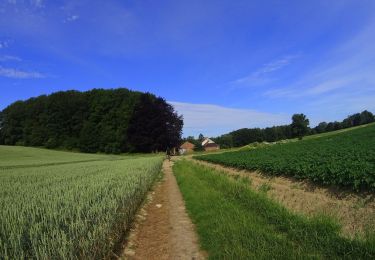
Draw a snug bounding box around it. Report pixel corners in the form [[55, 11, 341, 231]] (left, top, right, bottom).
[[195, 123, 375, 191], [0, 146, 163, 259], [0, 145, 122, 168]]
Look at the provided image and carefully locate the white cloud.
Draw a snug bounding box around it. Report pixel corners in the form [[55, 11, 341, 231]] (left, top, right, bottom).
[[305, 89, 375, 127], [31, 0, 43, 8], [64, 15, 79, 23], [258, 56, 298, 74], [0, 41, 9, 49], [169, 101, 289, 137], [305, 79, 348, 95], [232, 55, 299, 86], [265, 78, 354, 98], [264, 17, 375, 100], [0, 66, 46, 78], [6, 0, 43, 8], [0, 55, 22, 61]]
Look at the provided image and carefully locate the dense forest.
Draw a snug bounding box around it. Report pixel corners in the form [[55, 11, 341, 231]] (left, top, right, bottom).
[[212, 110, 375, 148], [0, 88, 183, 153]]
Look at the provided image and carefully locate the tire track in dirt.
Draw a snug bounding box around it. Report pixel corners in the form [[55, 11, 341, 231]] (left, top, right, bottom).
[[121, 159, 205, 260]]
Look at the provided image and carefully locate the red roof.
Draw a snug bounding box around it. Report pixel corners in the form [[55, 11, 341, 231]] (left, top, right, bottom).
[[180, 141, 195, 149]]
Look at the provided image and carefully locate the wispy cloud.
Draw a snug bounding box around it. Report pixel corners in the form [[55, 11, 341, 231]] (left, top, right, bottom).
[[31, 0, 43, 8], [256, 56, 298, 74], [265, 17, 375, 100], [0, 66, 46, 79], [7, 0, 44, 8], [170, 101, 289, 137], [6, 0, 43, 7], [305, 87, 375, 127], [305, 79, 349, 95], [232, 55, 299, 86], [0, 55, 22, 62], [265, 78, 354, 98], [0, 40, 9, 49], [64, 15, 79, 23]]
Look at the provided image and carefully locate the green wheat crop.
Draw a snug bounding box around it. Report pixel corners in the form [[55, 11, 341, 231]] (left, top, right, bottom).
[[0, 147, 163, 259]]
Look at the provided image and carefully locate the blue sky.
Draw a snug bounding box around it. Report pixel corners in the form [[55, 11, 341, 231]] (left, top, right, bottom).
[[0, 0, 374, 137]]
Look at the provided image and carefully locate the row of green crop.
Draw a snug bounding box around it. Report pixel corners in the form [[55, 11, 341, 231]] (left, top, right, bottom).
[[0, 156, 163, 259], [195, 124, 375, 191]]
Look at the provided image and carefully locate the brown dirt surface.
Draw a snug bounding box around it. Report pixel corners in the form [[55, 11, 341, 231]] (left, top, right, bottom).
[[190, 158, 375, 238], [121, 159, 206, 260]]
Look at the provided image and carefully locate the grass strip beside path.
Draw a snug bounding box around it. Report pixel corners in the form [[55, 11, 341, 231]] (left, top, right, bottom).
[[173, 160, 375, 259]]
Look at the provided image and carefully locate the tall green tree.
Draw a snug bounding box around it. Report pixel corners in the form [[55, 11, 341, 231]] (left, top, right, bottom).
[[127, 93, 183, 153], [315, 122, 327, 133], [360, 110, 375, 124], [291, 114, 310, 139]]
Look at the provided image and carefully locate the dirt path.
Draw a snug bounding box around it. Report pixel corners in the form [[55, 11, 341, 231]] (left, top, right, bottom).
[[189, 158, 375, 238], [121, 159, 205, 260]]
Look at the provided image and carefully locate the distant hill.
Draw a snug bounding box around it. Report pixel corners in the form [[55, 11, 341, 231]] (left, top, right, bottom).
[[0, 88, 183, 153], [212, 110, 375, 148]]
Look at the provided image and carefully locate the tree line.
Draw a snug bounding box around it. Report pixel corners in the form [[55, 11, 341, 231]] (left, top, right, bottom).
[[0, 88, 183, 153], [211, 110, 374, 148]]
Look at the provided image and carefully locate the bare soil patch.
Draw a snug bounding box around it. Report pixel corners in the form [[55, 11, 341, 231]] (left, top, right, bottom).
[[191, 158, 375, 237], [121, 160, 205, 260]]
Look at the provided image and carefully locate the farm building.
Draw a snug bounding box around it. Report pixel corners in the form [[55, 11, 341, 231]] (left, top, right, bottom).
[[179, 141, 195, 154], [202, 138, 220, 151]]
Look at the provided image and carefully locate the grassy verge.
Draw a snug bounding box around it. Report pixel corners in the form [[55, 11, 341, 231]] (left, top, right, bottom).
[[173, 160, 375, 259]]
